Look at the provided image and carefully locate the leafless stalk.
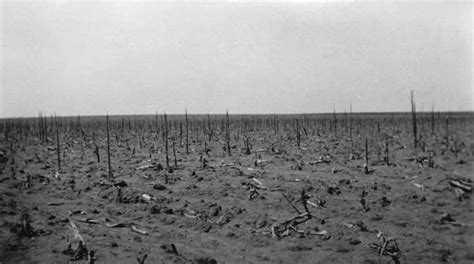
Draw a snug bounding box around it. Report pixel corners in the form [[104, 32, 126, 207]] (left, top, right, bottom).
[[185, 108, 189, 155], [410, 90, 418, 150], [226, 110, 231, 156], [431, 103, 435, 135], [364, 138, 370, 174], [172, 136, 178, 167], [333, 104, 337, 136], [55, 115, 61, 172], [106, 114, 113, 181], [164, 112, 169, 169], [296, 119, 301, 147]]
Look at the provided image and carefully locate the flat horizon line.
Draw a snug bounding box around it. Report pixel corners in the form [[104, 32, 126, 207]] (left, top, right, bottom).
[[1, 110, 473, 120]]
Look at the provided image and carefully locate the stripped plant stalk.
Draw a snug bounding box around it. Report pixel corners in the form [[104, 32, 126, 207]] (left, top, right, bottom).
[[431, 103, 435, 135], [106, 114, 113, 181], [410, 90, 418, 150], [226, 110, 231, 156], [172, 136, 177, 167], [349, 103, 353, 141], [55, 115, 61, 172], [185, 109, 189, 155], [164, 112, 170, 169], [333, 104, 337, 136], [364, 138, 370, 174]]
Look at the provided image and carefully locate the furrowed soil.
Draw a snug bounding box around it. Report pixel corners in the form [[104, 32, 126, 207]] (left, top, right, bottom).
[[1, 115, 473, 263]]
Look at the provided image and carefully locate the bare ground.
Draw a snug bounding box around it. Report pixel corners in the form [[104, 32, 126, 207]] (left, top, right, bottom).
[[1, 124, 473, 264]]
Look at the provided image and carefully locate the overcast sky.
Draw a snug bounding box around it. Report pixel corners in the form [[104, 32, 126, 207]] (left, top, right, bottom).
[[1, 1, 472, 117]]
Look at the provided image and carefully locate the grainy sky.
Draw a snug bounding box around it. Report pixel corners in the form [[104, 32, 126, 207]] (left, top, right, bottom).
[[1, 1, 472, 117]]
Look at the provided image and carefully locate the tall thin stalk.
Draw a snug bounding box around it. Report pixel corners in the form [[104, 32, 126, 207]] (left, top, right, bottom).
[[226, 110, 231, 156], [333, 104, 337, 136], [122, 116, 125, 134], [172, 136, 177, 167], [445, 115, 450, 150], [185, 109, 189, 155], [38, 112, 43, 142], [364, 138, 369, 174], [55, 115, 61, 172], [154, 112, 158, 134], [77, 114, 81, 136], [106, 114, 113, 181], [410, 90, 418, 150], [296, 119, 301, 147], [44, 113, 48, 142], [179, 123, 183, 146], [273, 113, 278, 134], [207, 114, 212, 141], [164, 112, 170, 169], [349, 103, 353, 141], [431, 103, 435, 135], [3, 119, 7, 144]]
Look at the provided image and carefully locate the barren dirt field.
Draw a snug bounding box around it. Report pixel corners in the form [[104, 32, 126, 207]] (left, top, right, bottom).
[[1, 113, 473, 263]]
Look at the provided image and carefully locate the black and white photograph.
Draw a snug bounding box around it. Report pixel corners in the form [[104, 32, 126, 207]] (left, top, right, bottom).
[[0, 0, 472, 263]]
